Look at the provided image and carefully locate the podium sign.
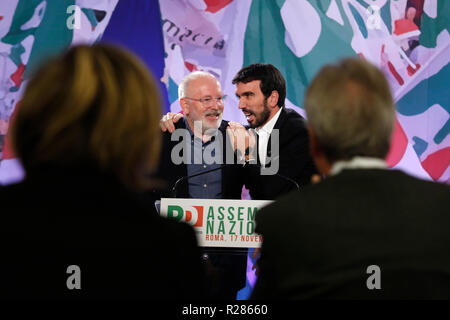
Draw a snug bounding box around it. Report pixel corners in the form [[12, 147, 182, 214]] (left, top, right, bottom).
[[160, 198, 273, 248]]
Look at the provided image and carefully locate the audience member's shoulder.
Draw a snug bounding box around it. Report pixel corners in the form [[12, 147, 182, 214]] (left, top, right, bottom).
[[149, 213, 197, 245], [395, 170, 450, 194], [156, 213, 194, 234], [0, 181, 26, 206], [256, 189, 303, 227]]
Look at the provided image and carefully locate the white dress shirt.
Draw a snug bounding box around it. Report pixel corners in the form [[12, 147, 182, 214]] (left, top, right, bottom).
[[255, 108, 282, 166]]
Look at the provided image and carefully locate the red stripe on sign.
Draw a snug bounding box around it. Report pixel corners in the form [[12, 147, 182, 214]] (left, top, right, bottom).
[[185, 210, 192, 223]]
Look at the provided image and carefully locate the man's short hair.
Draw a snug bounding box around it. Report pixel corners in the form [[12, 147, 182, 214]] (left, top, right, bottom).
[[178, 71, 218, 99], [304, 58, 395, 162], [232, 63, 286, 107]]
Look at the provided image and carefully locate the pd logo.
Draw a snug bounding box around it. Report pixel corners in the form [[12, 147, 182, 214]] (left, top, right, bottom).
[[167, 205, 204, 227]]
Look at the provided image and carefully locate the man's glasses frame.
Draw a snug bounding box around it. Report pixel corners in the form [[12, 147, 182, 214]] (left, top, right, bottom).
[[183, 95, 227, 106]]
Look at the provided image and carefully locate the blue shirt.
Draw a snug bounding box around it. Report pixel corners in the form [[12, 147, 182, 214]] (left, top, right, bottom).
[[184, 118, 223, 199]]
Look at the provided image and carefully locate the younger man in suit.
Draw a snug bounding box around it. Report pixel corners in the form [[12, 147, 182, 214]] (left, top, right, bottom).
[[231, 63, 317, 199]]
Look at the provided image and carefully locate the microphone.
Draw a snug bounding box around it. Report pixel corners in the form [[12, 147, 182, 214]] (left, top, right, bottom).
[[243, 159, 300, 191], [171, 165, 226, 198]]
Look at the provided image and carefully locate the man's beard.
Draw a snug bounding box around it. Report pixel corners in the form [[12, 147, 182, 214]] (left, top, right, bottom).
[[202, 111, 223, 132], [247, 98, 271, 128]]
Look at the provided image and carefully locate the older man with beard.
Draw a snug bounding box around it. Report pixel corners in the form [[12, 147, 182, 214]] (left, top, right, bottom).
[[152, 71, 247, 300], [154, 71, 244, 200]]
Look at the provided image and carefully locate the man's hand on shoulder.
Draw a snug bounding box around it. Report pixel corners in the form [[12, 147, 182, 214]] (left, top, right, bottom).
[[159, 112, 183, 133]]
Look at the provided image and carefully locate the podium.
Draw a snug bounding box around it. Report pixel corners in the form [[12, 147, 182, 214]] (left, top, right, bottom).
[[159, 198, 273, 249]]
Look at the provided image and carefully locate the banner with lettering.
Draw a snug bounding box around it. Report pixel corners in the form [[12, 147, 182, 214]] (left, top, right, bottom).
[[160, 198, 272, 248]]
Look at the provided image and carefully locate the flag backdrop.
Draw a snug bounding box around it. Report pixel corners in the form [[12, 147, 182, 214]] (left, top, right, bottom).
[[0, 0, 448, 297]]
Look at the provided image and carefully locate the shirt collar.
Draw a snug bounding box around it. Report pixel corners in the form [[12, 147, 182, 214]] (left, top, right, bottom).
[[330, 156, 387, 176], [255, 107, 282, 135]]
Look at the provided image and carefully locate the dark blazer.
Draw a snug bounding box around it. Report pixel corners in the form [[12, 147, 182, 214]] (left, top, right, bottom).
[[0, 166, 204, 300], [251, 169, 450, 299], [244, 107, 317, 200], [153, 119, 244, 200]]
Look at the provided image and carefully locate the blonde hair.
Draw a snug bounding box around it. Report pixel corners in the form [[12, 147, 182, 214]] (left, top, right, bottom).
[[305, 58, 395, 162], [11, 44, 162, 190]]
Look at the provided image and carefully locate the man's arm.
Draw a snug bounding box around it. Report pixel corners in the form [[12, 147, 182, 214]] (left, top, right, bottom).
[[159, 112, 255, 159], [159, 112, 183, 133]]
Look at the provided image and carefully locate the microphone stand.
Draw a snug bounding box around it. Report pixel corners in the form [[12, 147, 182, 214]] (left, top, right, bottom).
[[171, 165, 225, 198]]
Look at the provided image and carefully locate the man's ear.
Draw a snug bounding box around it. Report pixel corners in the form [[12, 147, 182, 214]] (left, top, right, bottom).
[[308, 126, 332, 176], [268, 90, 279, 108], [180, 98, 189, 115]]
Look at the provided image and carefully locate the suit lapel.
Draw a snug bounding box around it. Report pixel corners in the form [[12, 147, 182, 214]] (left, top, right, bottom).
[[266, 108, 286, 161]]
